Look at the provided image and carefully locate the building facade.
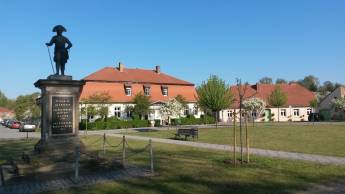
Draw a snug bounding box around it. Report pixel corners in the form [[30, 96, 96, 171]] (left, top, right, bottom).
[[220, 83, 315, 122], [80, 63, 201, 123]]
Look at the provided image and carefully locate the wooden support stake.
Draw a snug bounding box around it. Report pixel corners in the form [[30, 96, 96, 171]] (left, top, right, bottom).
[[246, 114, 249, 163], [103, 133, 106, 155], [122, 135, 126, 168], [149, 139, 154, 174], [233, 112, 236, 167]]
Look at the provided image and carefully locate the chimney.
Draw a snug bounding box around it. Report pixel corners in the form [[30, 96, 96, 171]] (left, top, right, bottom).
[[155, 65, 161, 74], [118, 62, 124, 72]]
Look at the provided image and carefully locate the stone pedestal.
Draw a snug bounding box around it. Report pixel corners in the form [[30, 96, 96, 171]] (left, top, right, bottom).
[[34, 75, 85, 150]]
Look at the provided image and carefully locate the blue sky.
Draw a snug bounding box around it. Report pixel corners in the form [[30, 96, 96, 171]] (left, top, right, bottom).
[[1, 0, 345, 98]]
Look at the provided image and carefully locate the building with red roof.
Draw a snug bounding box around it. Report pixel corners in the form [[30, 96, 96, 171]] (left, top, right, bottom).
[[0, 107, 14, 121], [220, 83, 316, 122], [80, 63, 200, 122]]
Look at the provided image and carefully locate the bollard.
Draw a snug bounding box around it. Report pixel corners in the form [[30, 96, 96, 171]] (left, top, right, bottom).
[[103, 133, 106, 155], [149, 139, 154, 174], [74, 145, 80, 182], [122, 136, 126, 168]]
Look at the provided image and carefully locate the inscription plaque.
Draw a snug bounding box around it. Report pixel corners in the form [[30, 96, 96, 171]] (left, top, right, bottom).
[[52, 96, 73, 134]]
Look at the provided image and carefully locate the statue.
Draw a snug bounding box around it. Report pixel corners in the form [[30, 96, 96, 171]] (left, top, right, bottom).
[[46, 25, 72, 76]]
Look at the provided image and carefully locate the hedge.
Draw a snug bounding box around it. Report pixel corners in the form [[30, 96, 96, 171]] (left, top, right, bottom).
[[80, 119, 149, 130], [172, 115, 215, 125]]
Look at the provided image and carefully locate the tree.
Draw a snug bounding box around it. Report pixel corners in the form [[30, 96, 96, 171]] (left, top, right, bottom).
[[133, 92, 151, 120], [175, 94, 187, 107], [14, 93, 40, 121], [196, 75, 233, 128], [267, 86, 287, 122], [275, 78, 287, 84], [309, 99, 318, 123], [298, 75, 319, 92], [332, 97, 345, 112], [243, 97, 266, 126], [259, 77, 273, 84], [81, 91, 112, 121], [0, 90, 15, 109], [160, 98, 184, 124]]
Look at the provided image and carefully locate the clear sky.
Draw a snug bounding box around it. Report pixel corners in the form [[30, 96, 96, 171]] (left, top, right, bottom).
[[1, 0, 345, 99]]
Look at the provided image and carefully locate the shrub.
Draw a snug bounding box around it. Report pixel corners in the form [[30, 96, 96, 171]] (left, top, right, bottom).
[[79, 119, 149, 130], [154, 119, 161, 127]]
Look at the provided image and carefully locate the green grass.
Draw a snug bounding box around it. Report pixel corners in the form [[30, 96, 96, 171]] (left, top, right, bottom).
[[130, 123, 345, 157], [1, 136, 345, 194]]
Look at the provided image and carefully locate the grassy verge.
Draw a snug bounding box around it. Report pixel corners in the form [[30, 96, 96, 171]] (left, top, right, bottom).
[[1, 136, 344, 194], [130, 124, 345, 157]]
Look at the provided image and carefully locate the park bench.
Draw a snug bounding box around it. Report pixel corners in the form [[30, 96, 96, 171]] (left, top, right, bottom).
[[175, 127, 198, 140]]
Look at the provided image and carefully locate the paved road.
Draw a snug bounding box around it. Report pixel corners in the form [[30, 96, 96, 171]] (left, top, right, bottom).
[[0, 125, 40, 140], [87, 132, 345, 165]]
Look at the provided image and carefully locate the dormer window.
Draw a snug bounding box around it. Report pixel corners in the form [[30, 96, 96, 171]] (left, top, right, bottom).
[[124, 83, 132, 96], [161, 85, 168, 96], [144, 85, 151, 96]]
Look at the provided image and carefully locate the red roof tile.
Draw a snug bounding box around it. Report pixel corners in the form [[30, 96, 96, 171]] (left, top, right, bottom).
[[83, 67, 194, 86], [0, 107, 13, 113], [80, 67, 197, 103], [230, 83, 315, 108]]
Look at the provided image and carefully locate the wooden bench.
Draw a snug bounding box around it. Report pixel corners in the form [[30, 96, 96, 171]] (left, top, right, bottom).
[[175, 128, 198, 140]]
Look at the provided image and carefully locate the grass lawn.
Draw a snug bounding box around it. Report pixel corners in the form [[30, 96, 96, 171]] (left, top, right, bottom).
[[1, 137, 345, 194], [129, 123, 345, 157]]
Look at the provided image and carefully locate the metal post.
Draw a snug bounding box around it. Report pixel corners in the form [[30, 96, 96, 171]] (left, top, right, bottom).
[[149, 139, 154, 174], [74, 145, 80, 182], [122, 135, 126, 168], [103, 133, 106, 155], [26, 131, 29, 140]]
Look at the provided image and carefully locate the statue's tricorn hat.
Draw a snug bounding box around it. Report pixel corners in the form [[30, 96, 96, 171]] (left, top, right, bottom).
[[52, 25, 67, 32]]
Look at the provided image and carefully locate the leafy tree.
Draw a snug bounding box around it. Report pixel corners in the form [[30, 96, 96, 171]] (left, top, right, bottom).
[[332, 97, 345, 112], [14, 93, 40, 121], [0, 90, 15, 109], [309, 98, 319, 123], [243, 97, 266, 125], [275, 78, 287, 84], [267, 86, 287, 122], [160, 98, 184, 123], [259, 77, 273, 84], [81, 91, 112, 121], [298, 75, 319, 92], [133, 92, 151, 120], [175, 94, 187, 107], [196, 75, 233, 127]]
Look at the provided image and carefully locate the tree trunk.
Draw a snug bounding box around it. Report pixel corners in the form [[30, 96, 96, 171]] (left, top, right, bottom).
[[239, 108, 243, 164], [215, 111, 218, 129], [233, 111, 236, 167], [245, 113, 249, 163], [278, 106, 280, 122]]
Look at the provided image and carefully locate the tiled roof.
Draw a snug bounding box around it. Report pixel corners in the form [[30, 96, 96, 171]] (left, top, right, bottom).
[[0, 107, 13, 113], [80, 66, 197, 103], [230, 83, 315, 108], [83, 67, 194, 86]]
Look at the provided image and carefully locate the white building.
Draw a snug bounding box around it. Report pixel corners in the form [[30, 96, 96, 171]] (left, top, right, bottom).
[[80, 63, 201, 123], [220, 83, 315, 122]]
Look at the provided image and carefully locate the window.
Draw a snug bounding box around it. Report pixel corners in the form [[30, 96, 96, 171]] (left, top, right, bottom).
[[293, 109, 299, 116], [125, 87, 132, 96], [114, 107, 121, 118], [251, 111, 257, 117], [280, 109, 286, 117], [144, 87, 150, 96], [193, 106, 199, 115], [184, 107, 190, 116], [307, 108, 312, 115], [227, 110, 233, 118], [162, 88, 168, 96]]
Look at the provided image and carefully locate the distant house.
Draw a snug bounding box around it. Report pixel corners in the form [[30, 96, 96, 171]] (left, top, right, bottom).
[[0, 107, 14, 121], [80, 63, 201, 123], [318, 86, 345, 120], [220, 83, 315, 122]]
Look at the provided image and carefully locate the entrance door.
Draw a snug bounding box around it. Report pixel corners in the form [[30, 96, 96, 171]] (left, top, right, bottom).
[[264, 109, 271, 122]]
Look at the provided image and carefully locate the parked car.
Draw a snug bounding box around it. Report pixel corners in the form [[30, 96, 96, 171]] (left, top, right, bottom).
[[19, 122, 36, 132], [6, 120, 14, 128], [308, 113, 321, 122], [11, 121, 21, 129]]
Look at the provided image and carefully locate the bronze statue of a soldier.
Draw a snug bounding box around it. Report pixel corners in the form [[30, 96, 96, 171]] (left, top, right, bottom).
[[46, 25, 72, 76]]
